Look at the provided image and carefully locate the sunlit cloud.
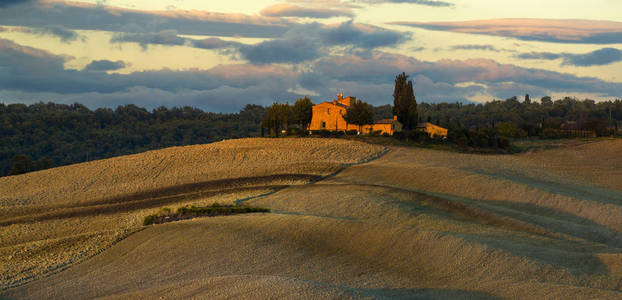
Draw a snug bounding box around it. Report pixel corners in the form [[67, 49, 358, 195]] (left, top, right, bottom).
[[260, 3, 353, 18], [391, 19, 622, 44], [360, 0, 453, 7], [0, 0, 291, 38]]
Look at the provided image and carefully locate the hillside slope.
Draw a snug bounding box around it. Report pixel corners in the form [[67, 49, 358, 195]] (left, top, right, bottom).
[[0, 138, 385, 290], [2, 139, 622, 299]]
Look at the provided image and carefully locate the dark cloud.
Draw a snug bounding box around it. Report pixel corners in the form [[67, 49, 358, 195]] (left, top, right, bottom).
[[309, 51, 622, 100], [260, 3, 353, 18], [322, 21, 408, 49], [109, 31, 243, 51], [516, 52, 562, 60], [190, 37, 242, 50], [240, 38, 321, 64], [563, 48, 622, 66], [517, 48, 622, 67], [391, 19, 622, 44], [84, 60, 126, 72], [0, 39, 299, 111], [110, 30, 186, 49], [19, 25, 82, 43], [0, 0, 31, 8], [236, 21, 409, 64], [0, 1, 290, 38], [450, 44, 499, 52]]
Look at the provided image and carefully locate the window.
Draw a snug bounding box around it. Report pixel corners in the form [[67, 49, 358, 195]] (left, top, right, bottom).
[[321, 121, 326, 128], [327, 108, 330, 114]]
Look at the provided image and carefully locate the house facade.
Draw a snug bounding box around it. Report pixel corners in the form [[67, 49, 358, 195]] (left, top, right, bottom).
[[416, 122, 448, 138], [308, 94, 401, 135]]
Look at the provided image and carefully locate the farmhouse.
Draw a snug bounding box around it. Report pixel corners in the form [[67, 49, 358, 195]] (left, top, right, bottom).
[[416, 122, 448, 138], [308, 94, 402, 135]]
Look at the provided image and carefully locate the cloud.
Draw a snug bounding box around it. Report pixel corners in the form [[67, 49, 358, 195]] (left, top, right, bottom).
[[110, 30, 186, 49], [0, 1, 290, 38], [0, 25, 83, 43], [237, 21, 409, 64], [190, 38, 242, 50], [322, 21, 408, 48], [517, 48, 622, 66], [450, 44, 499, 52], [309, 51, 622, 101], [18, 25, 82, 43], [516, 52, 562, 60], [391, 19, 622, 44], [261, 3, 353, 18], [562, 48, 622, 66], [361, 0, 453, 7], [0, 39, 300, 111], [1, 39, 621, 112], [240, 38, 321, 64], [0, 0, 31, 8], [84, 60, 126, 72]]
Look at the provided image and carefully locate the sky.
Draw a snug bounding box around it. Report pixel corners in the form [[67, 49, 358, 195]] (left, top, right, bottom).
[[1, 0, 621, 112]]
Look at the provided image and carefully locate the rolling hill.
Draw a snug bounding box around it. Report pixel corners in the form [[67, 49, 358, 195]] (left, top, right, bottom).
[[1, 138, 622, 299]]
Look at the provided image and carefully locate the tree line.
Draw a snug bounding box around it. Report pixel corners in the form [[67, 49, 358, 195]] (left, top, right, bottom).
[[0, 102, 266, 176], [2, 74, 621, 175]]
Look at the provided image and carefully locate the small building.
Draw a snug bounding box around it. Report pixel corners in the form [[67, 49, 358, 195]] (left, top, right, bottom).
[[308, 94, 402, 135], [361, 116, 402, 135], [416, 122, 448, 138]]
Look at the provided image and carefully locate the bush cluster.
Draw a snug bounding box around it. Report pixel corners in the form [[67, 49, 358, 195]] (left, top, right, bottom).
[[143, 203, 270, 225]]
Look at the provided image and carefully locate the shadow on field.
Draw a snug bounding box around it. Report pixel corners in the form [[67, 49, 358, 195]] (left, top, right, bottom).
[[353, 287, 503, 299], [480, 200, 622, 249], [459, 166, 622, 206]]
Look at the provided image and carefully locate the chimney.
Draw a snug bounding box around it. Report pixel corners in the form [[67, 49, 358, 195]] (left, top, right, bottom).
[[333, 100, 337, 105], [337, 93, 343, 101]]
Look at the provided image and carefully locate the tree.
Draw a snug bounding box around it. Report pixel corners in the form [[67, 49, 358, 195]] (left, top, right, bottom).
[[33, 157, 55, 171], [344, 99, 374, 133], [406, 80, 418, 129], [8, 154, 33, 176], [292, 97, 313, 129], [393, 72, 418, 129], [263, 102, 292, 137]]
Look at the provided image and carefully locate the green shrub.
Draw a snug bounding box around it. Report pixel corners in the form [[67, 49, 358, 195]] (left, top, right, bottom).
[[146, 203, 270, 226], [143, 214, 157, 226]]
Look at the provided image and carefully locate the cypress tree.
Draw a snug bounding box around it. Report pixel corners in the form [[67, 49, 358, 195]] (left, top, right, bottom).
[[393, 72, 418, 129]]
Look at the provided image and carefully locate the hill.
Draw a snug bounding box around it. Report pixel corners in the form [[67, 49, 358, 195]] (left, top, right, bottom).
[[0, 138, 385, 289], [2, 138, 622, 299]]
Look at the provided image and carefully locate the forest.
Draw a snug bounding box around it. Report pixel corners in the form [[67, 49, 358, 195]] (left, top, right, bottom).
[[0, 102, 265, 176], [1, 96, 621, 176]]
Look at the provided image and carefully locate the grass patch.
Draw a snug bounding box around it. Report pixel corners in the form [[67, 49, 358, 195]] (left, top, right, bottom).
[[143, 203, 270, 225]]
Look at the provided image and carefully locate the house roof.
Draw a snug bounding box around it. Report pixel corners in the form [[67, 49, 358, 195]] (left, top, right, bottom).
[[416, 122, 446, 129]]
